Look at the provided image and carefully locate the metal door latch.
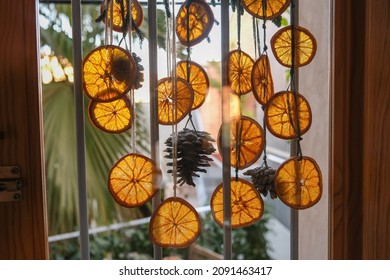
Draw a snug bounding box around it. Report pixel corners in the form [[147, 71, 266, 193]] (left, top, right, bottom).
[[0, 166, 23, 202]]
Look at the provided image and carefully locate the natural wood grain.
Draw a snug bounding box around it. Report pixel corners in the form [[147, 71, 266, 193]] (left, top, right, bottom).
[[0, 0, 48, 259], [362, 0, 390, 259], [330, 0, 365, 259]]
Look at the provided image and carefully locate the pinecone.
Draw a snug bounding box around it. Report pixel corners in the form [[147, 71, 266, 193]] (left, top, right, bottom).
[[132, 52, 144, 90], [164, 128, 216, 187], [244, 166, 277, 199]]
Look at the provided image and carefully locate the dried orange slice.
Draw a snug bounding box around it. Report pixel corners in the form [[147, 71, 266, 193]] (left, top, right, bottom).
[[275, 156, 322, 209], [218, 116, 265, 170], [108, 153, 161, 208], [251, 54, 274, 106], [176, 0, 214, 47], [176, 60, 209, 110], [157, 77, 194, 125], [101, 0, 144, 33], [210, 178, 263, 229], [83, 45, 136, 102], [227, 49, 254, 96], [88, 96, 132, 133], [149, 197, 201, 248], [242, 0, 291, 20], [265, 91, 312, 139], [271, 25, 317, 68]]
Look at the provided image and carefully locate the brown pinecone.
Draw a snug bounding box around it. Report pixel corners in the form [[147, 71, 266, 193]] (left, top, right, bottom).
[[244, 166, 277, 199], [164, 128, 216, 187]]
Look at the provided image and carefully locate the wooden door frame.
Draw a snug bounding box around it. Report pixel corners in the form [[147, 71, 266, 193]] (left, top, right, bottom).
[[330, 0, 390, 259], [0, 0, 48, 259]]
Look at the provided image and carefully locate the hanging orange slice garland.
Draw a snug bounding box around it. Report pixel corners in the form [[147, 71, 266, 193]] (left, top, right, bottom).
[[275, 156, 322, 209], [210, 178, 264, 229], [82, 45, 136, 102], [88, 96, 133, 134], [108, 153, 161, 208], [149, 197, 201, 248], [101, 0, 144, 33], [242, 0, 291, 20], [176, 0, 214, 47]]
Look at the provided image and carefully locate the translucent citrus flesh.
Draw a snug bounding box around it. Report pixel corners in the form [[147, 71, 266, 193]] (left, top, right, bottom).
[[108, 154, 160, 208], [102, 0, 143, 32], [149, 197, 201, 248], [176, 61, 209, 110], [218, 116, 264, 170], [242, 0, 291, 19], [251, 54, 274, 106], [157, 77, 194, 125], [271, 25, 317, 68], [176, 0, 214, 46], [227, 50, 254, 96], [83, 45, 135, 102], [210, 178, 263, 229], [89, 96, 132, 133], [275, 156, 322, 209], [265, 91, 312, 139]]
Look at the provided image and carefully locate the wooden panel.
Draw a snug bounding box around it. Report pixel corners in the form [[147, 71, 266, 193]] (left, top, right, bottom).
[[362, 0, 390, 259], [0, 0, 48, 259], [330, 0, 365, 259]]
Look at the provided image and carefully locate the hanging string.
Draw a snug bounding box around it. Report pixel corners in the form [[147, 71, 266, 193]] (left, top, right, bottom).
[[253, 18, 258, 59], [185, 0, 193, 123], [289, 0, 303, 159], [261, 0, 268, 54]]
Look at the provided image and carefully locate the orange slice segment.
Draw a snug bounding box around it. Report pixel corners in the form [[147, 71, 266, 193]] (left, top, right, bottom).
[[88, 96, 132, 133], [176, 60, 210, 110], [252, 54, 274, 106], [218, 116, 265, 170], [265, 91, 312, 139], [227, 49, 254, 96], [82, 45, 136, 102], [149, 197, 201, 248], [242, 0, 291, 20], [101, 0, 144, 33], [210, 178, 264, 229], [108, 153, 161, 208], [275, 156, 322, 209], [157, 77, 194, 125], [271, 25, 317, 68], [176, 0, 214, 47]]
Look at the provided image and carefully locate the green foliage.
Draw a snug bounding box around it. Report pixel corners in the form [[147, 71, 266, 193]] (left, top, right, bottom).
[[50, 212, 271, 260]]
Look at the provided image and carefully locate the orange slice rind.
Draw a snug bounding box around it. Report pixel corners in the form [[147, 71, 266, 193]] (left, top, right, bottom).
[[251, 54, 274, 106], [101, 0, 144, 33], [218, 116, 265, 170], [271, 25, 317, 68], [275, 156, 322, 209], [176, 0, 214, 47], [210, 178, 264, 229], [157, 77, 194, 125], [88, 96, 132, 133], [242, 0, 291, 20], [82, 45, 136, 102], [149, 197, 201, 248], [227, 49, 254, 96], [108, 153, 161, 208], [265, 90, 312, 139], [176, 60, 210, 110]]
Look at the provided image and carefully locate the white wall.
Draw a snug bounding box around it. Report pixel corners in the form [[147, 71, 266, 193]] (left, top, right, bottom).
[[298, 0, 331, 260]]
